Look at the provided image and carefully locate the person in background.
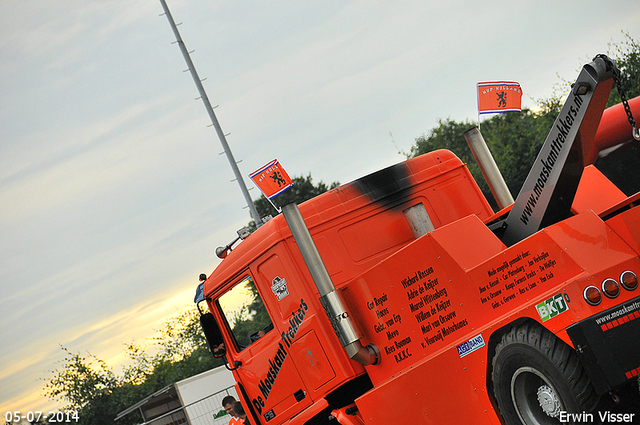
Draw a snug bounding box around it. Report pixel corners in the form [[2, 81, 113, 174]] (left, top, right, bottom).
[[232, 401, 250, 425], [221, 395, 243, 425]]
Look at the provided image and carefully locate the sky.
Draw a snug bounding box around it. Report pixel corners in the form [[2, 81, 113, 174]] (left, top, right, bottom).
[[1, 0, 639, 415]]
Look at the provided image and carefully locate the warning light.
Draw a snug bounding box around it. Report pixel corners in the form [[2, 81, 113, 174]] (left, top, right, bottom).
[[583, 286, 602, 306], [601, 278, 620, 298], [620, 271, 638, 291]]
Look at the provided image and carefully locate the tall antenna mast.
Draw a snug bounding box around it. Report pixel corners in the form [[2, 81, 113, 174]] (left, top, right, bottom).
[[158, 0, 261, 226]]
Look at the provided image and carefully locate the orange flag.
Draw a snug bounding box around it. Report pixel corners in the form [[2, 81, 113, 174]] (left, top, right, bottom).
[[249, 159, 294, 200], [477, 81, 523, 114]]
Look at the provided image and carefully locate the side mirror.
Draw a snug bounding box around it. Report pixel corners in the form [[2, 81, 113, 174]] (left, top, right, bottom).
[[200, 312, 226, 358]]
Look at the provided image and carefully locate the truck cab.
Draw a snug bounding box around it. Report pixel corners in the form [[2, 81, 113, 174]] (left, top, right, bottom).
[[200, 149, 495, 423]]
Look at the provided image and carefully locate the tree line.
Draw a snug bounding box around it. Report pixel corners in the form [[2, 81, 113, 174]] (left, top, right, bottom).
[[33, 33, 639, 425]]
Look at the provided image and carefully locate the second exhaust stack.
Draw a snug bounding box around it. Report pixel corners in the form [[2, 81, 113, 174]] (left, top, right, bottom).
[[464, 127, 514, 209]]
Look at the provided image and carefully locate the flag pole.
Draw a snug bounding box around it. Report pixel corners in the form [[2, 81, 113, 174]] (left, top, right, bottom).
[[476, 82, 481, 130], [267, 198, 282, 214]]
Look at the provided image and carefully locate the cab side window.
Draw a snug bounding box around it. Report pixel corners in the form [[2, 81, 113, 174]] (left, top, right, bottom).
[[218, 276, 273, 350]]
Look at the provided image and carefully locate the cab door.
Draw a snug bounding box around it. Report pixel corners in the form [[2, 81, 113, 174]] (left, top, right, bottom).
[[216, 273, 311, 424], [254, 249, 338, 397]]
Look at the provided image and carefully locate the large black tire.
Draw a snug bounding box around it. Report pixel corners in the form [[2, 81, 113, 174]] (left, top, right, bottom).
[[492, 323, 599, 425]]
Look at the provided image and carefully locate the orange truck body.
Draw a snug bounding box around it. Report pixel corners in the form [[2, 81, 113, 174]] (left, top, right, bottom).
[[198, 58, 640, 424]]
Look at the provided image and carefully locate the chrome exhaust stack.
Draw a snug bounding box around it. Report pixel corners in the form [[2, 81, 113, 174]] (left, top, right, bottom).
[[464, 127, 514, 209], [282, 203, 379, 366]]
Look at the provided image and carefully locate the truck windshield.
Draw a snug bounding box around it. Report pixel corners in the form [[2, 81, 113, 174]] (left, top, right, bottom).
[[218, 276, 273, 350]]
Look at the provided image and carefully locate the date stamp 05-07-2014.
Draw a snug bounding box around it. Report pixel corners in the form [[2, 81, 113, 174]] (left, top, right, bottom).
[[5, 411, 79, 423]]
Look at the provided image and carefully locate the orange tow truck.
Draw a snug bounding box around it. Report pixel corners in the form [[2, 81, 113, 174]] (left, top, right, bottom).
[[195, 55, 640, 424]]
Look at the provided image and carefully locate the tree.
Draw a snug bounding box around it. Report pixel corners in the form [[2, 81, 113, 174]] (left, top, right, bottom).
[[41, 347, 132, 425], [42, 347, 118, 413], [123, 308, 223, 393], [249, 174, 340, 230], [409, 105, 560, 209], [605, 32, 640, 107], [42, 308, 223, 425]]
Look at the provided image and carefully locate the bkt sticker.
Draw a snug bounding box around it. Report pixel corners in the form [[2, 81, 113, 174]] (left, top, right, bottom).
[[536, 293, 568, 322]]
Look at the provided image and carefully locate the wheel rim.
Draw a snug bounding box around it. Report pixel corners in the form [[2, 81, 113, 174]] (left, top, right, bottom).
[[511, 366, 564, 424]]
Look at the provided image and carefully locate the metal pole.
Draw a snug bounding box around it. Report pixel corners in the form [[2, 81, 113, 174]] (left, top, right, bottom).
[[464, 127, 514, 209], [158, 0, 261, 225], [402, 203, 434, 238]]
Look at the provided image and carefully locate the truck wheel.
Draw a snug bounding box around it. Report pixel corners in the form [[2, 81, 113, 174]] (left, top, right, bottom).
[[492, 323, 598, 424]]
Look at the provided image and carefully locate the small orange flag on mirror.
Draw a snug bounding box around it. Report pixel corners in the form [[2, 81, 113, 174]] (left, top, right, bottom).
[[477, 81, 523, 114], [249, 159, 294, 200]]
